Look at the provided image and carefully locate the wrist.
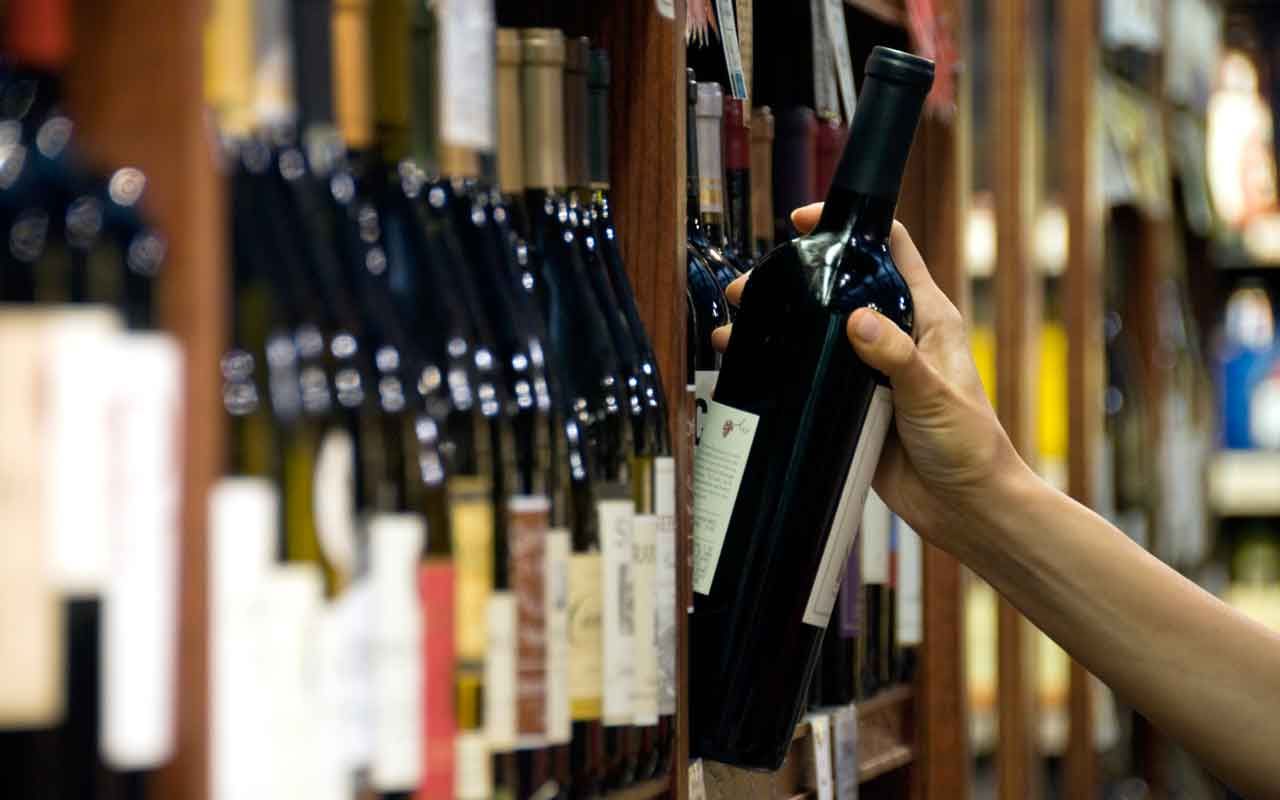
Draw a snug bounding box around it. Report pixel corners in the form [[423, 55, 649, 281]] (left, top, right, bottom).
[[947, 447, 1048, 566]]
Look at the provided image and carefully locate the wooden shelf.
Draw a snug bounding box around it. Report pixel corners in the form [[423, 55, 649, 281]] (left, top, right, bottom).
[[1208, 450, 1280, 516], [843, 0, 908, 27], [607, 775, 673, 800]]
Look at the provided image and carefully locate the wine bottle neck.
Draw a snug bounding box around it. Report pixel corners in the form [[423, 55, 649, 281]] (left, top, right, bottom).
[[811, 187, 896, 243], [332, 0, 374, 151], [587, 48, 610, 192], [496, 28, 524, 196], [519, 28, 567, 193]]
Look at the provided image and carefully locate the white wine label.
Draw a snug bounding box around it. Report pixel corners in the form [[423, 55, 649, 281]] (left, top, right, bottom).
[[895, 518, 923, 647], [544, 529, 572, 743], [688, 759, 709, 800], [655, 0, 676, 18], [823, 0, 858, 123], [599, 497, 636, 725], [630, 514, 660, 725], [861, 490, 892, 585], [810, 0, 839, 119], [694, 370, 720, 446], [314, 598, 359, 800], [313, 428, 357, 577], [714, 0, 749, 99], [45, 309, 121, 597], [209, 479, 278, 800], [439, 0, 496, 151], [369, 513, 425, 791], [803, 386, 893, 628], [832, 705, 859, 800], [333, 579, 373, 771], [567, 553, 604, 720], [455, 730, 493, 800], [693, 400, 760, 595], [485, 591, 519, 751], [0, 311, 64, 727], [654, 457, 678, 716], [261, 565, 325, 800], [806, 712, 835, 800], [101, 332, 183, 769]]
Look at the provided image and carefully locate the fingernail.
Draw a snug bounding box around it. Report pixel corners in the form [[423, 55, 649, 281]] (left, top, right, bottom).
[[852, 311, 881, 343]]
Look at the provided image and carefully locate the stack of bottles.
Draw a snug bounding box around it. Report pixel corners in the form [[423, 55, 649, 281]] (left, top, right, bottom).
[[205, 1, 676, 799], [0, 0, 183, 797]]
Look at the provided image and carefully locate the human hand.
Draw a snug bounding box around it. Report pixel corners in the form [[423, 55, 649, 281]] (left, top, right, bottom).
[[713, 203, 1030, 544]]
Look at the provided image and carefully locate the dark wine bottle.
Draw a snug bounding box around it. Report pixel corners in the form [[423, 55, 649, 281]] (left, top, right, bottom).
[[723, 96, 753, 269], [750, 107, 776, 258], [772, 107, 817, 243], [690, 80, 743, 294], [689, 46, 933, 770]]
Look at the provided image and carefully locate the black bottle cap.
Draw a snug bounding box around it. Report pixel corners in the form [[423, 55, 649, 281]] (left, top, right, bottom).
[[865, 46, 935, 88], [291, 0, 335, 127]]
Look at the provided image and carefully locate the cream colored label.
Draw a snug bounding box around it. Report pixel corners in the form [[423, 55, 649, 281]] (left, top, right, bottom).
[[567, 553, 603, 720], [895, 519, 923, 646], [439, 0, 495, 151], [261, 566, 325, 799], [455, 730, 492, 800], [544, 529, 572, 743], [688, 759, 708, 800], [861, 489, 892, 585], [451, 478, 494, 661], [655, 0, 675, 19], [599, 498, 635, 725], [804, 386, 893, 628], [630, 514, 659, 725], [692, 400, 760, 594], [806, 712, 835, 800], [654, 457, 678, 717], [485, 591, 519, 751], [313, 429, 357, 577]]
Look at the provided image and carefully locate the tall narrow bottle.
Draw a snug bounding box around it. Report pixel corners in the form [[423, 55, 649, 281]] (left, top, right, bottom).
[[723, 96, 753, 269], [689, 47, 933, 770], [750, 107, 776, 257], [690, 81, 742, 293]]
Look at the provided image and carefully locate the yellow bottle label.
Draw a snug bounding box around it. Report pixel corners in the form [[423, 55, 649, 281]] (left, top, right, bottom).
[[450, 475, 494, 664], [567, 553, 603, 720]]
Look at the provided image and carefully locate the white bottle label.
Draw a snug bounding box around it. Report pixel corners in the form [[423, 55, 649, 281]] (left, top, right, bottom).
[[895, 519, 923, 647], [631, 514, 660, 725], [455, 730, 492, 800], [315, 598, 359, 800], [654, 456, 678, 717], [313, 428, 357, 577], [599, 497, 636, 725], [692, 400, 760, 595], [485, 591, 519, 751], [806, 712, 835, 800], [861, 490, 892, 586], [544, 528, 572, 744], [832, 704, 859, 800], [694, 369, 720, 446], [369, 513, 425, 792], [803, 386, 893, 628], [101, 332, 183, 769], [261, 565, 325, 800], [0, 311, 64, 727], [439, 0, 495, 151], [208, 479, 278, 800]]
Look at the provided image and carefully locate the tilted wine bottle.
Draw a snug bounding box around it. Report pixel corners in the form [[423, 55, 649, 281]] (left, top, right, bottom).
[[689, 46, 933, 770]]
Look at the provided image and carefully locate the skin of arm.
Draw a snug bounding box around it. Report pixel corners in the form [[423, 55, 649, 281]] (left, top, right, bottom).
[[715, 203, 1280, 798]]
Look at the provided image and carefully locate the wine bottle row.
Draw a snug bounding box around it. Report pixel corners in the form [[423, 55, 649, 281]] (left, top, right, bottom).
[[205, 1, 675, 799]]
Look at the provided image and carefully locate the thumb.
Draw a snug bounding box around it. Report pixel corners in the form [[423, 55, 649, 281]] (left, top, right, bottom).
[[847, 308, 937, 399]]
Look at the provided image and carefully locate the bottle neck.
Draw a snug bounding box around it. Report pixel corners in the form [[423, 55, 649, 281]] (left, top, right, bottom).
[[685, 98, 701, 232], [695, 111, 725, 239], [811, 186, 897, 244]]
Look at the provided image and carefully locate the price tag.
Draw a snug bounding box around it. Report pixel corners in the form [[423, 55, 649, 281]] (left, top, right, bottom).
[[715, 0, 749, 100], [807, 713, 835, 800], [823, 0, 858, 123], [810, 0, 839, 119]]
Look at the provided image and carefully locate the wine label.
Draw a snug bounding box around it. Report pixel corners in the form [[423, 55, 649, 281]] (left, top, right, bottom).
[[419, 562, 457, 798], [810, 0, 839, 119], [599, 495, 636, 726], [509, 495, 550, 743], [0, 311, 65, 728], [806, 712, 835, 800], [315, 598, 358, 800], [895, 518, 923, 647], [455, 730, 492, 800], [261, 565, 325, 799], [861, 490, 892, 586], [714, 0, 749, 99], [45, 308, 120, 597], [823, 0, 858, 123], [832, 705, 859, 800], [313, 428, 357, 578], [631, 513, 660, 725], [369, 513, 425, 792], [544, 529, 572, 744], [694, 369, 720, 446], [450, 475, 495, 663], [692, 400, 760, 595], [101, 332, 182, 769], [567, 553, 604, 721], [803, 386, 893, 628], [654, 457, 678, 717], [439, 0, 495, 151], [485, 591, 519, 751], [208, 479, 278, 800]]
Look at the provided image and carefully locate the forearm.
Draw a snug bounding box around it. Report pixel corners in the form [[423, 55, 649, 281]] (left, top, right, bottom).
[[961, 465, 1280, 798]]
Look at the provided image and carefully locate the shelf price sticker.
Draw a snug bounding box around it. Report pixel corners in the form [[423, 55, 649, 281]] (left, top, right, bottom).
[[806, 712, 835, 800], [714, 0, 749, 100]]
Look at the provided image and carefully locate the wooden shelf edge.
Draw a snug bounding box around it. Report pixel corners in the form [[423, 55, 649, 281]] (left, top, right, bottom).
[[857, 685, 913, 717], [606, 775, 672, 800], [843, 0, 907, 27], [858, 745, 915, 783]]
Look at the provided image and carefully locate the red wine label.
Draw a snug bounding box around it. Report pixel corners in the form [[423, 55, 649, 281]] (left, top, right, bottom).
[[692, 400, 760, 595], [369, 513, 425, 791], [509, 495, 550, 743], [895, 519, 924, 647], [567, 553, 604, 720], [544, 529, 572, 743], [631, 513, 660, 725], [803, 386, 893, 628], [418, 562, 456, 800], [654, 456, 678, 717], [599, 495, 636, 725]]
